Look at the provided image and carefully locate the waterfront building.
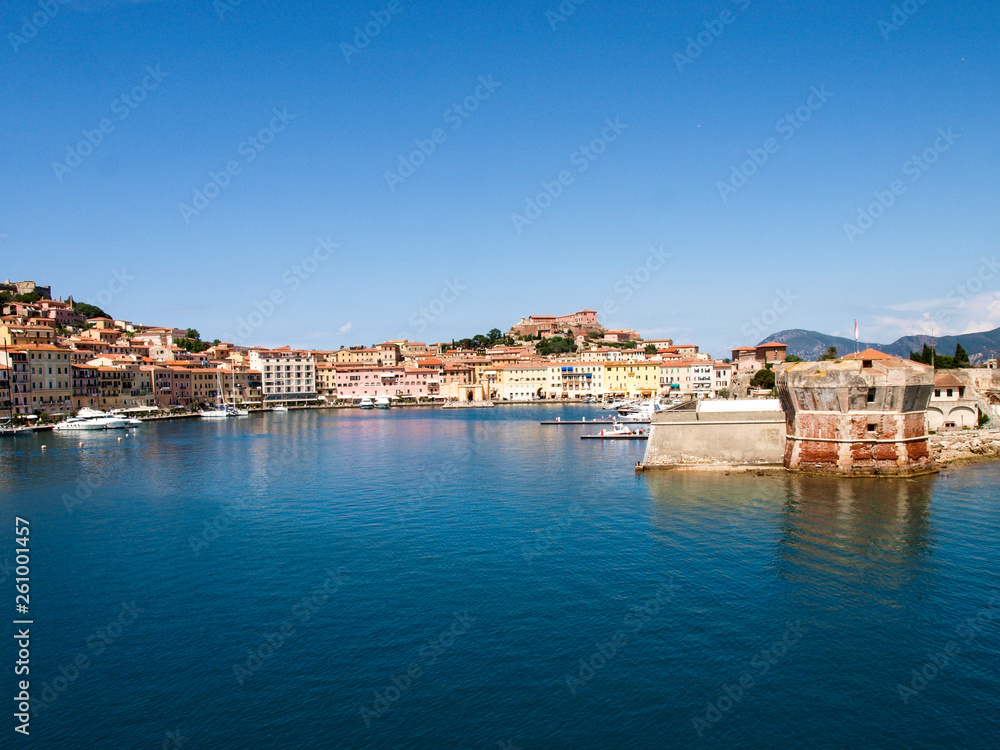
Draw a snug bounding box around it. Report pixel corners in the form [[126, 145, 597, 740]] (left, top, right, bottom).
[[496, 362, 552, 400], [248, 348, 317, 406], [605, 361, 661, 399], [316, 362, 337, 401], [71, 364, 101, 410], [0, 350, 30, 414], [21, 343, 73, 413]]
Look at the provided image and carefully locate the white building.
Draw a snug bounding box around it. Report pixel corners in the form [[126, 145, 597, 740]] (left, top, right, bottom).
[[248, 347, 317, 405]]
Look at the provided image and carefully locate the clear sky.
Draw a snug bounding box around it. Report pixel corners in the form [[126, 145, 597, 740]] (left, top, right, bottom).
[[2, 0, 998, 357]]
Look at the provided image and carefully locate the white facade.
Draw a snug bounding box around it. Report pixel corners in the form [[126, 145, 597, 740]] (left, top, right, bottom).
[[248, 349, 317, 404]]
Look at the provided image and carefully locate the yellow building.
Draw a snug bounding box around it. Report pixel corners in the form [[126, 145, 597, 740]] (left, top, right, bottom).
[[604, 361, 661, 398]]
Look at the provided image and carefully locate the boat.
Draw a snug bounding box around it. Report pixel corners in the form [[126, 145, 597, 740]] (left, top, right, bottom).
[[359, 398, 374, 410], [581, 421, 648, 439], [0, 421, 32, 437], [374, 396, 391, 409], [271, 405, 288, 412], [198, 408, 230, 418], [54, 408, 129, 431], [200, 370, 232, 418], [225, 369, 249, 415]]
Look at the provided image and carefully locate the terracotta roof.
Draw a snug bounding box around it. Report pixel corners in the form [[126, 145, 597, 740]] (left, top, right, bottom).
[[757, 341, 787, 348], [842, 349, 897, 360], [934, 372, 963, 388]]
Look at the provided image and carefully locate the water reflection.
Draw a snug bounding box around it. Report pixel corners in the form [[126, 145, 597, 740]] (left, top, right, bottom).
[[643, 471, 937, 597]]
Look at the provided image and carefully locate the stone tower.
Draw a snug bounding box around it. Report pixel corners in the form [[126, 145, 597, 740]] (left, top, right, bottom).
[[776, 352, 935, 476]]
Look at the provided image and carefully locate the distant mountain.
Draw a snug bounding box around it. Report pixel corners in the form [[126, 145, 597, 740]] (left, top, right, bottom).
[[760, 328, 1000, 363]]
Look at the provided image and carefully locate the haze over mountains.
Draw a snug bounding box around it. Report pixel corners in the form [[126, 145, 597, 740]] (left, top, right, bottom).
[[761, 328, 1000, 363]]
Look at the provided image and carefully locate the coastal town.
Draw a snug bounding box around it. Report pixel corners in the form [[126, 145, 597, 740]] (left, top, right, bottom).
[[0, 280, 796, 417]]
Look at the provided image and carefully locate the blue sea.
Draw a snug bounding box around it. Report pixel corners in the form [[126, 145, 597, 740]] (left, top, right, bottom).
[[2, 405, 999, 749]]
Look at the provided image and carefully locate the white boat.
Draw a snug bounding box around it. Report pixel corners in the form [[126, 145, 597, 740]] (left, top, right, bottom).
[[0, 421, 31, 437], [374, 396, 391, 409], [198, 409, 230, 419], [54, 408, 129, 431], [271, 405, 288, 412], [227, 406, 249, 417], [200, 370, 232, 418], [359, 398, 374, 410], [581, 420, 648, 439]]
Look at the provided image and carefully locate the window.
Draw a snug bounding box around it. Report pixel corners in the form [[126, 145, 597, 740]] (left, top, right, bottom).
[[867, 388, 876, 403], [867, 423, 877, 432]]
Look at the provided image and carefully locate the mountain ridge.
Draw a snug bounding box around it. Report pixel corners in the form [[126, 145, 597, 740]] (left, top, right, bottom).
[[759, 328, 1000, 363]]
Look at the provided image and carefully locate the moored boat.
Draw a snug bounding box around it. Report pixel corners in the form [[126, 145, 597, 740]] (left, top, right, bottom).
[[54, 408, 129, 431]]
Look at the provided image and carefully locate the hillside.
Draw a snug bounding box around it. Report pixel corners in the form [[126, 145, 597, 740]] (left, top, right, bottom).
[[761, 327, 1000, 363]]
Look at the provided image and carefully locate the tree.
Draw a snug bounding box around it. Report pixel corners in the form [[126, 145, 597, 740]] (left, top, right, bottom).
[[718, 388, 730, 399], [955, 343, 970, 367], [73, 301, 109, 319], [186, 328, 201, 340], [536, 336, 577, 356], [622, 340, 637, 349], [751, 368, 776, 389], [818, 346, 838, 361], [644, 344, 657, 356], [488, 328, 502, 344], [785, 354, 803, 363]]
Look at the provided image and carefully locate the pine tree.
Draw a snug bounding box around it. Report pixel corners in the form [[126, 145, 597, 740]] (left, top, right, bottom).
[[955, 343, 969, 367]]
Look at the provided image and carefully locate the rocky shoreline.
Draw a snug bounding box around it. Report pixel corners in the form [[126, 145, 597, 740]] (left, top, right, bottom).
[[931, 429, 1000, 467]]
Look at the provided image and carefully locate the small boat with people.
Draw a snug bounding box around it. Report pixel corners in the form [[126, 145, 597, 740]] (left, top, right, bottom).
[[271, 405, 289, 412]]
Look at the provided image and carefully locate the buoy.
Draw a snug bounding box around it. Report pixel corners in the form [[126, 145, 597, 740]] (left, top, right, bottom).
[[41, 445, 46, 450], [117, 437, 122, 443], [79, 442, 84, 447]]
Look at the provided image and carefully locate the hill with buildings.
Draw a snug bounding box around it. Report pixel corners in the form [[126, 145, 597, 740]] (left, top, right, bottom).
[[762, 327, 1000, 363]]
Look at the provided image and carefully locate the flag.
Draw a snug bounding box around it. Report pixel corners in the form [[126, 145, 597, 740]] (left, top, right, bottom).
[[854, 320, 859, 342]]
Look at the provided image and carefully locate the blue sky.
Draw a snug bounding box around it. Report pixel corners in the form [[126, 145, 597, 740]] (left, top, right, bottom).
[[2, 0, 998, 357]]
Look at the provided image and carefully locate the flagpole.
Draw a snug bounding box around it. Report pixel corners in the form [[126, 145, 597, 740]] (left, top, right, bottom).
[[854, 320, 859, 356]]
